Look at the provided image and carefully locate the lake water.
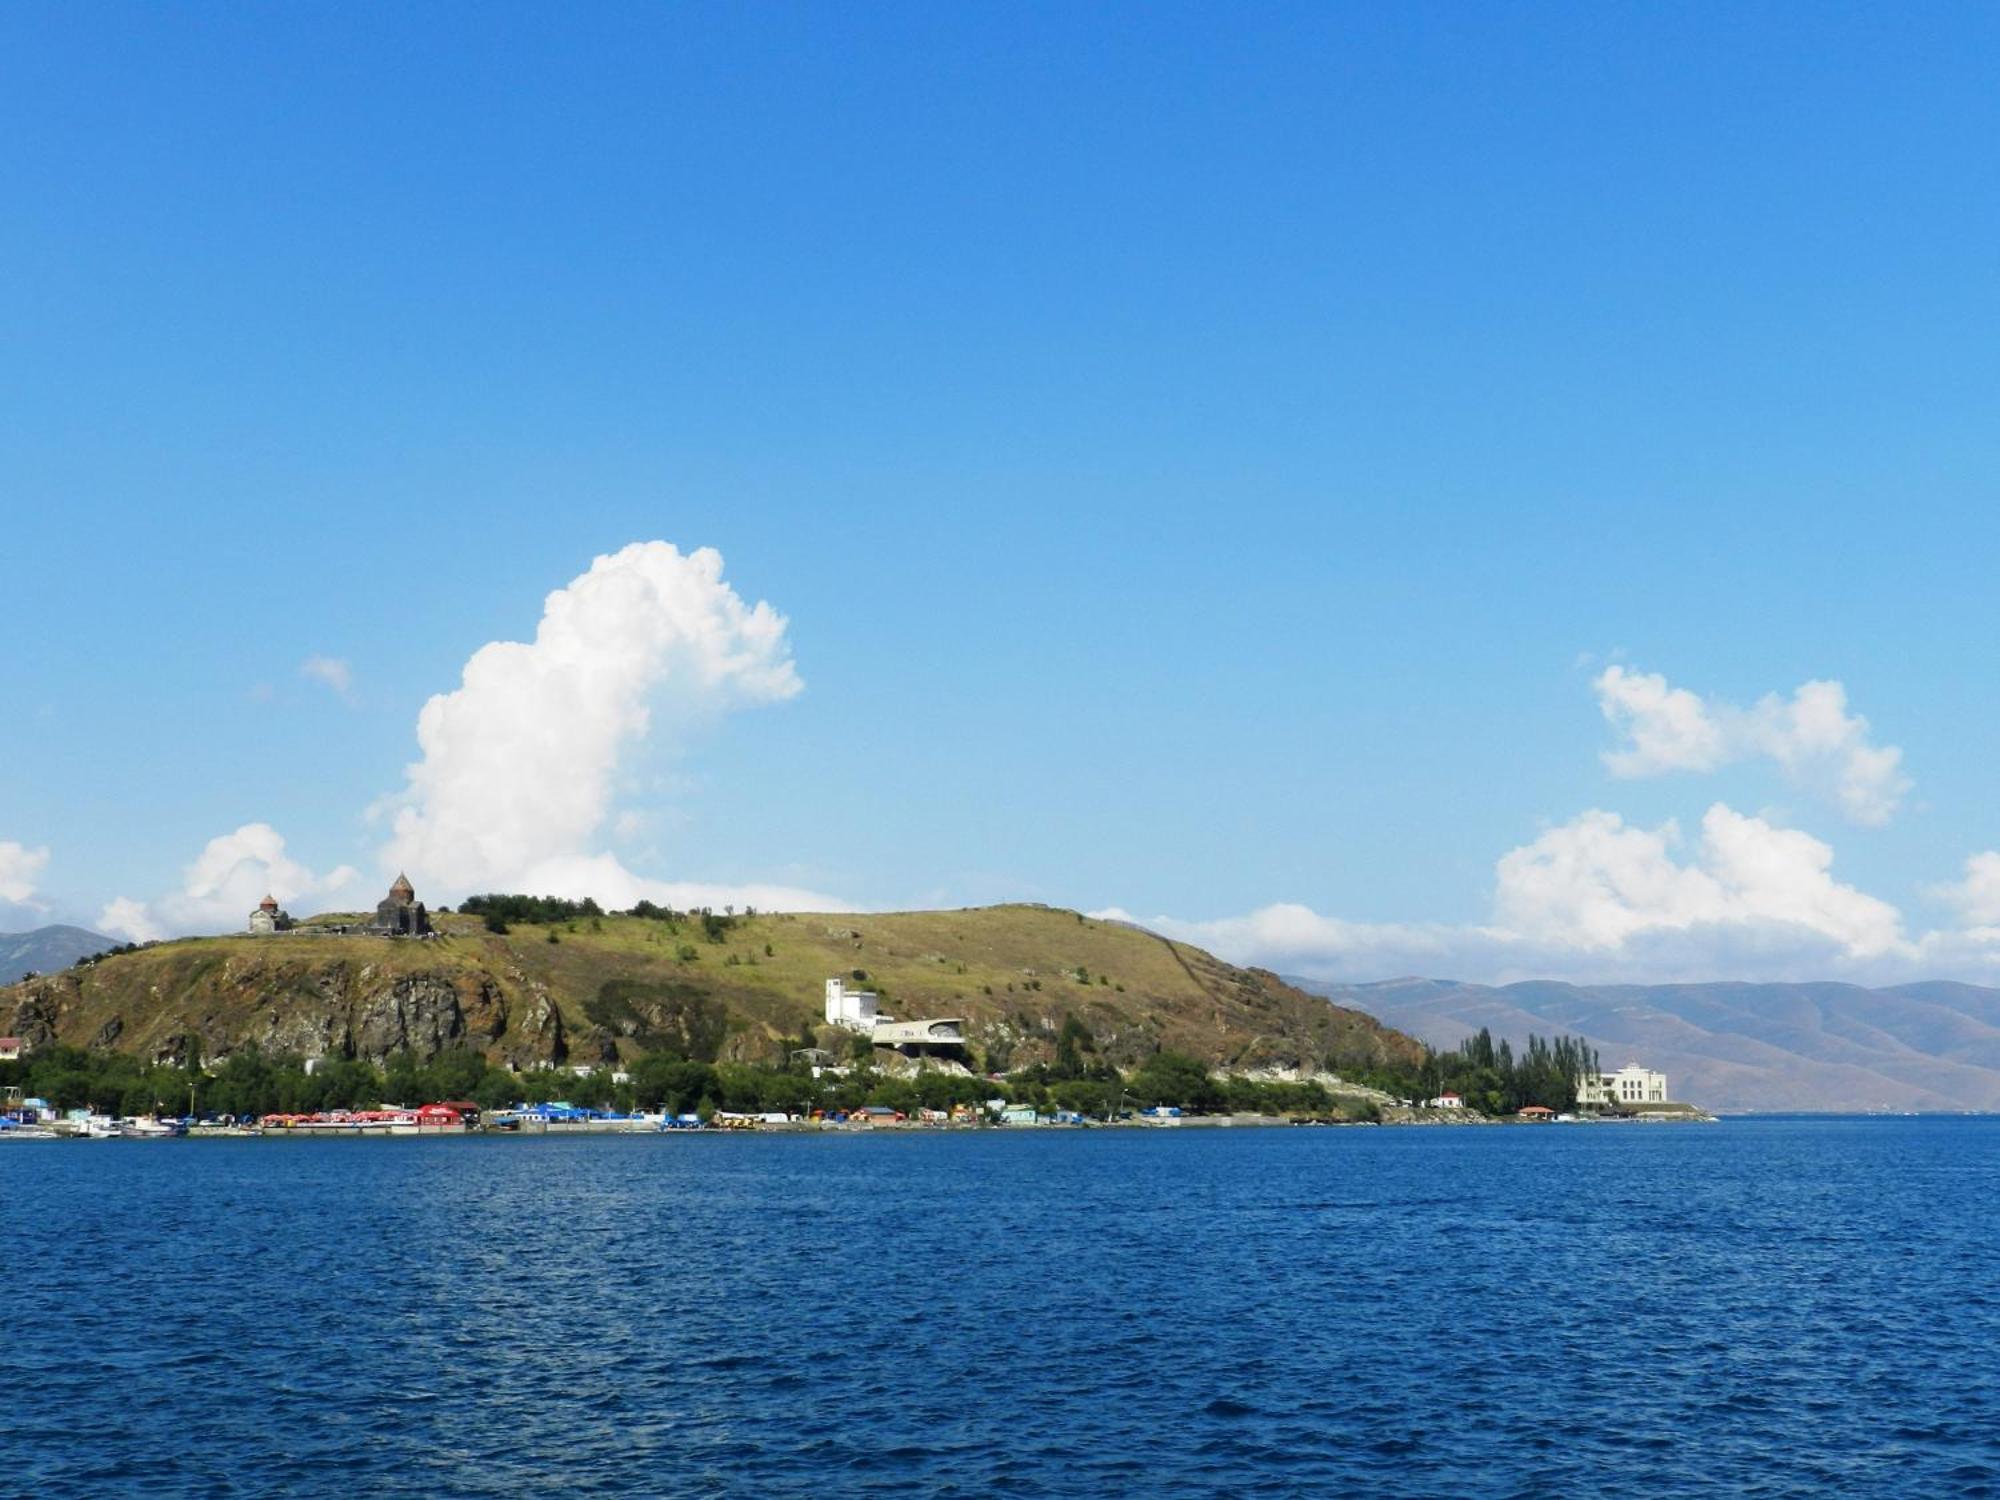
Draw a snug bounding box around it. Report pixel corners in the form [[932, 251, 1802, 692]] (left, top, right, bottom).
[[9, 1117, 2000, 1497]]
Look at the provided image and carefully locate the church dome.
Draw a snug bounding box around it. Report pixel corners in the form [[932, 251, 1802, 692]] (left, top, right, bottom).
[[259, 894, 279, 912], [389, 873, 416, 902]]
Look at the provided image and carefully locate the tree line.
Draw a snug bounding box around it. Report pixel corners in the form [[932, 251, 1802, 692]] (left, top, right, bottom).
[[0, 1007, 1598, 1122], [0, 1039, 1380, 1122], [1403, 1028, 1601, 1114], [458, 894, 743, 942]]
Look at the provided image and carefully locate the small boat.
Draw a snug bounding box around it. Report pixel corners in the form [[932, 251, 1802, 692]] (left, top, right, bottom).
[[84, 1115, 123, 1139], [121, 1117, 186, 1139]]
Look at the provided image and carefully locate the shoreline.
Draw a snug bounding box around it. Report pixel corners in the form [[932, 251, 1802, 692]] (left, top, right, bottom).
[[12, 1108, 1719, 1141]]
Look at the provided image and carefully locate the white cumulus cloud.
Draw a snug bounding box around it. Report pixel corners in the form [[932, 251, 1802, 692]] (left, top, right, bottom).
[[1495, 803, 1904, 957], [1102, 802, 1920, 984], [504, 853, 853, 915], [95, 896, 162, 944], [97, 823, 359, 942], [0, 840, 51, 908], [1594, 666, 1910, 825], [378, 541, 813, 906], [1930, 851, 2000, 927]]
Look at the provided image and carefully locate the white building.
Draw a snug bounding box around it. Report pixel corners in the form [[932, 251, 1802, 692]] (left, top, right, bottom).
[[824, 977, 882, 1032], [1578, 1065, 1669, 1108], [870, 1018, 967, 1063], [1427, 1092, 1464, 1109]]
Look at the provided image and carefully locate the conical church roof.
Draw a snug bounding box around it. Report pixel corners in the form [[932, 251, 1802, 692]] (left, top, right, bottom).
[[389, 873, 415, 901]]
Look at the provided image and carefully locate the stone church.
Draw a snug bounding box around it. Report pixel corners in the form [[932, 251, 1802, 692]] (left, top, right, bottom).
[[248, 894, 293, 934], [368, 873, 432, 936]]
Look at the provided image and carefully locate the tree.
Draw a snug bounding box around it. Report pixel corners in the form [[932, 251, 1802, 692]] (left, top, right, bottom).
[[1053, 1014, 1094, 1080], [426, 1047, 490, 1101], [1051, 1078, 1117, 1117], [1132, 1051, 1220, 1111], [475, 1069, 519, 1112], [383, 1051, 424, 1105], [631, 1055, 718, 1114], [865, 1077, 919, 1114]]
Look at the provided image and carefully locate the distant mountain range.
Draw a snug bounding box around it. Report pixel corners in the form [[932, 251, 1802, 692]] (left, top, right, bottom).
[[1, 925, 115, 987], [1292, 976, 2000, 1113]]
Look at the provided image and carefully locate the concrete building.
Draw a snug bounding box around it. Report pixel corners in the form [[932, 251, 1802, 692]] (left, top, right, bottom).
[[824, 977, 881, 1032], [870, 1017, 968, 1064], [1428, 1092, 1464, 1109], [1578, 1065, 1669, 1108]]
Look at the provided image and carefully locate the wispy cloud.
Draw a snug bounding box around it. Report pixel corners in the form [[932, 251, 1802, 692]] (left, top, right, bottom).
[[301, 655, 355, 701]]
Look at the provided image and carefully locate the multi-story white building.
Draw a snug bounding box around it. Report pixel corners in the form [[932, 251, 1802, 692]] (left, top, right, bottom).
[[824, 977, 882, 1032], [1578, 1065, 1669, 1108]]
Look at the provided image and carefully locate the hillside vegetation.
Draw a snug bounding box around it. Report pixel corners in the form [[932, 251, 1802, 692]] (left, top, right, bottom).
[[3, 903, 1421, 1079]]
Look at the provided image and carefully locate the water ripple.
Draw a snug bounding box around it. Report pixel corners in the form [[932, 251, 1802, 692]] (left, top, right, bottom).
[[8, 1120, 2000, 1495]]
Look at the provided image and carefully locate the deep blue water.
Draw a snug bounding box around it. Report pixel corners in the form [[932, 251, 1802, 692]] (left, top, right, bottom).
[[9, 1117, 2000, 1497]]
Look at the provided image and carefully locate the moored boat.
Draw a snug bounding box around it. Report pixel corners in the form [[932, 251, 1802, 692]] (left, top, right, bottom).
[[121, 1117, 187, 1139]]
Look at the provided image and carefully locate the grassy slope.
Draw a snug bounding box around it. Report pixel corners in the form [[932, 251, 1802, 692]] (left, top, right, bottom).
[[2, 903, 1422, 1076]]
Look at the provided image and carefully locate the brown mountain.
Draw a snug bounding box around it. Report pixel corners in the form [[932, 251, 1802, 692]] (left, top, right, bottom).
[[1293, 976, 2000, 1112]]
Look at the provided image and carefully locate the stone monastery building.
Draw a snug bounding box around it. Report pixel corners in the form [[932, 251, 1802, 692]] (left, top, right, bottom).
[[247, 874, 432, 937]]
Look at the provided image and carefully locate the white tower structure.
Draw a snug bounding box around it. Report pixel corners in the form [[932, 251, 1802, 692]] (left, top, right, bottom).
[[824, 977, 880, 1032]]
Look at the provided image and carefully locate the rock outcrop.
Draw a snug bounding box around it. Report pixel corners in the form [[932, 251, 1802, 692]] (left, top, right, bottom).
[[1, 905, 1426, 1079]]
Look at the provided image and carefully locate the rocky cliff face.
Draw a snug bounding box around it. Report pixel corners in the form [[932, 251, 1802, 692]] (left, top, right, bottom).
[[2, 907, 1424, 1078], [2, 946, 568, 1070]]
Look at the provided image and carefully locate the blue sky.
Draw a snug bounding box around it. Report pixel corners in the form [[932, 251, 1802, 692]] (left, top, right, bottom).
[[5, 3, 2000, 981]]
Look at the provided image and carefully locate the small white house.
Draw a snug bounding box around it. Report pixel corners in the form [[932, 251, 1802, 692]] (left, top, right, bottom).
[[1427, 1092, 1464, 1109]]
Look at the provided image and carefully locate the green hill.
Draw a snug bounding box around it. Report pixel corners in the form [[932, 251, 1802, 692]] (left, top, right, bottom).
[[3, 903, 1419, 1079]]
